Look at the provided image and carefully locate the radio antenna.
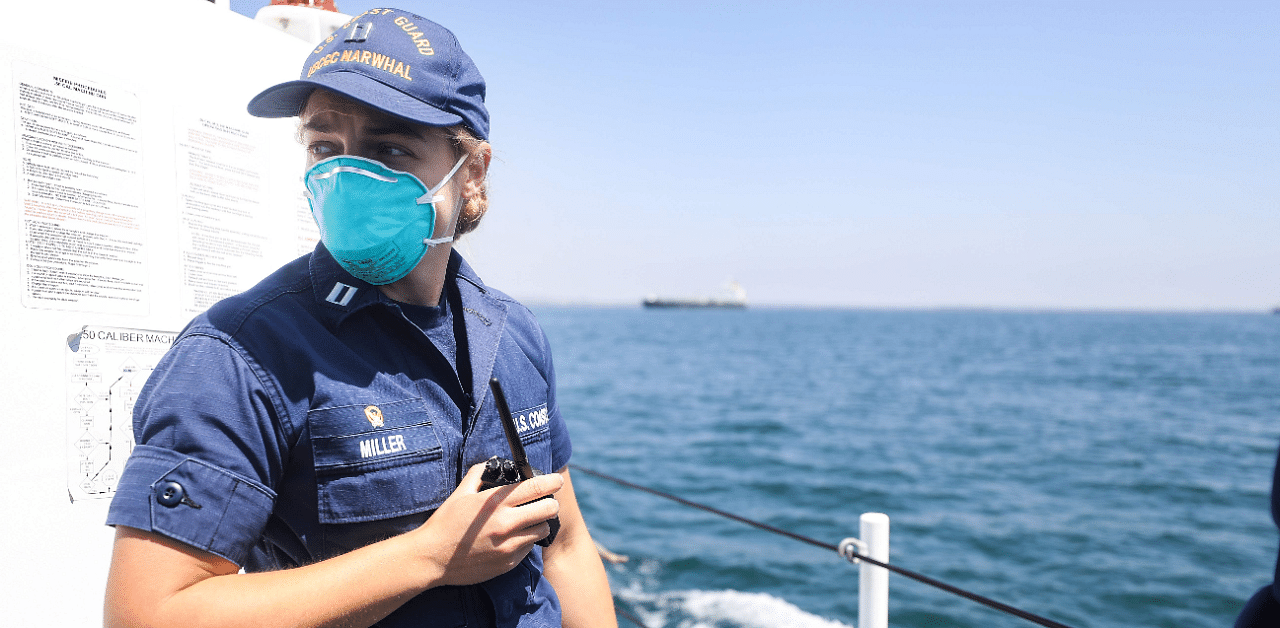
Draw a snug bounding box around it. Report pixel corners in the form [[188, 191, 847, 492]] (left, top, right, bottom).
[[489, 378, 534, 479]]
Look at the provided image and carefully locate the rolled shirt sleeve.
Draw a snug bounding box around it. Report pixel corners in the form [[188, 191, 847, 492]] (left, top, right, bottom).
[[106, 331, 287, 566]]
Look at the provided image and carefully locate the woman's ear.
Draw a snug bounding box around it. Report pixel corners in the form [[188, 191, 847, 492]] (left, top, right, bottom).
[[461, 141, 492, 199]]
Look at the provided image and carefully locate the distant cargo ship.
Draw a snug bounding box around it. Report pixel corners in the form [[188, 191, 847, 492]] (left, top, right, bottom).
[[643, 281, 747, 309], [642, 297, 747, 309]]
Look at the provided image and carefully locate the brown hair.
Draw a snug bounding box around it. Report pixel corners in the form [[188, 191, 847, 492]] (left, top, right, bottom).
[[445, 125, 490, 237]]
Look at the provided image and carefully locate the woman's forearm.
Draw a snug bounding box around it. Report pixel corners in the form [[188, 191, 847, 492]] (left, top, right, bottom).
[[106, 525, 434, 628], [105, 464, 562, 628], [543, 469, 619, 628]]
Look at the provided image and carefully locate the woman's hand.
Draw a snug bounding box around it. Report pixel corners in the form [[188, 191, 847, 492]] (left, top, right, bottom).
[[413, 462, 563, 587], [105, 463, 564, 628]]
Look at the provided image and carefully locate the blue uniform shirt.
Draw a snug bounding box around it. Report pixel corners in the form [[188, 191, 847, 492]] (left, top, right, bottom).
[[108, 246, 571, 628]]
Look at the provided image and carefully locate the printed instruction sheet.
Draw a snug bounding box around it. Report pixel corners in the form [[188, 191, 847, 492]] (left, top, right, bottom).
[[174, 112, 272, 314], [13, 61, 148, 315]]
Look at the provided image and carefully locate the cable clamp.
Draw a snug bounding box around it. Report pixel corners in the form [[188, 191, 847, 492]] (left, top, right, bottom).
[[838, 537, 868, 564]]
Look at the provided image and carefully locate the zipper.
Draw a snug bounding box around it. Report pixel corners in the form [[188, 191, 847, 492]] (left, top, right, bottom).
[[388, 303, 474, 485], [456, 392, 484, 485]]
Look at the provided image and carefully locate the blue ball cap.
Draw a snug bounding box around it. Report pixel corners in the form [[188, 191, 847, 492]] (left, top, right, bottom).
[[248, 8, 489, 140]]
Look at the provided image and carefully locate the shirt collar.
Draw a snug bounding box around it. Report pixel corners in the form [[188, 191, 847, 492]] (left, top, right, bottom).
[[307, 243, 511, 422], [308, 244, 380, 326], [307, 243, 492, 328]]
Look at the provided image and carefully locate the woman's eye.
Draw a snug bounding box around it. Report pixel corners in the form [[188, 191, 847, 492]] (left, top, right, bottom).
[[308, 143, 334, 156], [379, 145, 409, 157]]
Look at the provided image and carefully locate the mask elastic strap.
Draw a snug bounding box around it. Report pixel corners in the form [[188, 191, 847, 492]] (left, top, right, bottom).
[[424, 197, 465, 246], [417, 153, 471, 205], [420, 153, 472, 246]]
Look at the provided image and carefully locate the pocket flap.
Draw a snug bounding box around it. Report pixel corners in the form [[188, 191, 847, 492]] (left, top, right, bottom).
[[309, 399, 449, 524]]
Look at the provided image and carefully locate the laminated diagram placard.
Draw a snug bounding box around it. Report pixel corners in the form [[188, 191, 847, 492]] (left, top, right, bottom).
[[65, 325, 176, 502]]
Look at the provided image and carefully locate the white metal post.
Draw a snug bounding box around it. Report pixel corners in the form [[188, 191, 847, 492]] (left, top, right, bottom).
[[859, 512, 890, 628]]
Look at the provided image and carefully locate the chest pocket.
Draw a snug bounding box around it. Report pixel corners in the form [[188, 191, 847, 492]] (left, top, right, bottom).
[[309, 399, 449, 524]]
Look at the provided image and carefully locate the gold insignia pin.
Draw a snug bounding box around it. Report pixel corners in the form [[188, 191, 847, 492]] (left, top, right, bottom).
[[364, 405, 384, 428]]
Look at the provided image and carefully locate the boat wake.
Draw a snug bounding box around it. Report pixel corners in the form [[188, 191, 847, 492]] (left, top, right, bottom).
[[617, 587, 853, 628], [611, 561, 852, 628]]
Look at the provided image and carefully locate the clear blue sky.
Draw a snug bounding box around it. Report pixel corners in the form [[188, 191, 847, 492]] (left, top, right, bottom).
[[233, 1, 1278, 310]]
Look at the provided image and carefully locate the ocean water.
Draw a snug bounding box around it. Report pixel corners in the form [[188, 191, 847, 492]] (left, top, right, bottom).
[[530, 307, 1280, 628]]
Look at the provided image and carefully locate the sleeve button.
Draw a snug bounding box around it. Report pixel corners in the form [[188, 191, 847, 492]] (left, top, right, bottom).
[[155, 481, 185, 508]]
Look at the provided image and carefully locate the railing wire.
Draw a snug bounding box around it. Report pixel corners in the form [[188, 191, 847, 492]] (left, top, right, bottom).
[[571, 464, 1080, 628]]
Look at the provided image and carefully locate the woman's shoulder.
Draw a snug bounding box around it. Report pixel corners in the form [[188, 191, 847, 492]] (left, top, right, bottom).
[[183, 253, 320, 347]]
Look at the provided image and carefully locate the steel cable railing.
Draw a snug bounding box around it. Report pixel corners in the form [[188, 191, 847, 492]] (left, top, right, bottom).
[[571, 464, 1080, 628]]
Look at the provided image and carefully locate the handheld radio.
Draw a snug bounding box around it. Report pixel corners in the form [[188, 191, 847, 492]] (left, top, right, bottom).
[[478, 377, 560, 547]]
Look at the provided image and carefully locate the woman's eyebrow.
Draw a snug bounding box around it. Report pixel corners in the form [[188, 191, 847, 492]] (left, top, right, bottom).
[[297, 116, 425, 140], [299, 118, 332, 133], [367, 123, 427, 140]]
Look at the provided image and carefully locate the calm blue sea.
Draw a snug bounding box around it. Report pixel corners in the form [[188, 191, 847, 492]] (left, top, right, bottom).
[[530, 307, 1280, 628]]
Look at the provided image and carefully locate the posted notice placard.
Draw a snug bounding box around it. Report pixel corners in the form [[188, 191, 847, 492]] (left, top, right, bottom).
[[13, 61, 148, 315]]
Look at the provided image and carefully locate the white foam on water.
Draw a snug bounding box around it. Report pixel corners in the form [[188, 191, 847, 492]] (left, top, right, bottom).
[[617, 583, 853, 628], [677, 590, 853, 628]]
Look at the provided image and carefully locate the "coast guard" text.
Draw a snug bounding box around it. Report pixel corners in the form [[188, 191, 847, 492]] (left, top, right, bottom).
[[515, 407, 550, 434]]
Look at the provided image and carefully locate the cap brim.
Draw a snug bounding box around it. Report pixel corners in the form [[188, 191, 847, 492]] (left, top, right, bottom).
[[247, 71, 464, 129]]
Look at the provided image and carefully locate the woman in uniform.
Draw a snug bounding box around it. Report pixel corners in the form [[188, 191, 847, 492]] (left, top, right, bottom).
[[104, 9, 616, 628]]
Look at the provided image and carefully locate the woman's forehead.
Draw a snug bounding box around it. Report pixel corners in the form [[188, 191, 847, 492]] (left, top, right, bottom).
[[301, 90, 433, 136]]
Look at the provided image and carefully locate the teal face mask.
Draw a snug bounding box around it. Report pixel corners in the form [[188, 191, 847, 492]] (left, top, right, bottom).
[[304, 153, 469, 285]]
